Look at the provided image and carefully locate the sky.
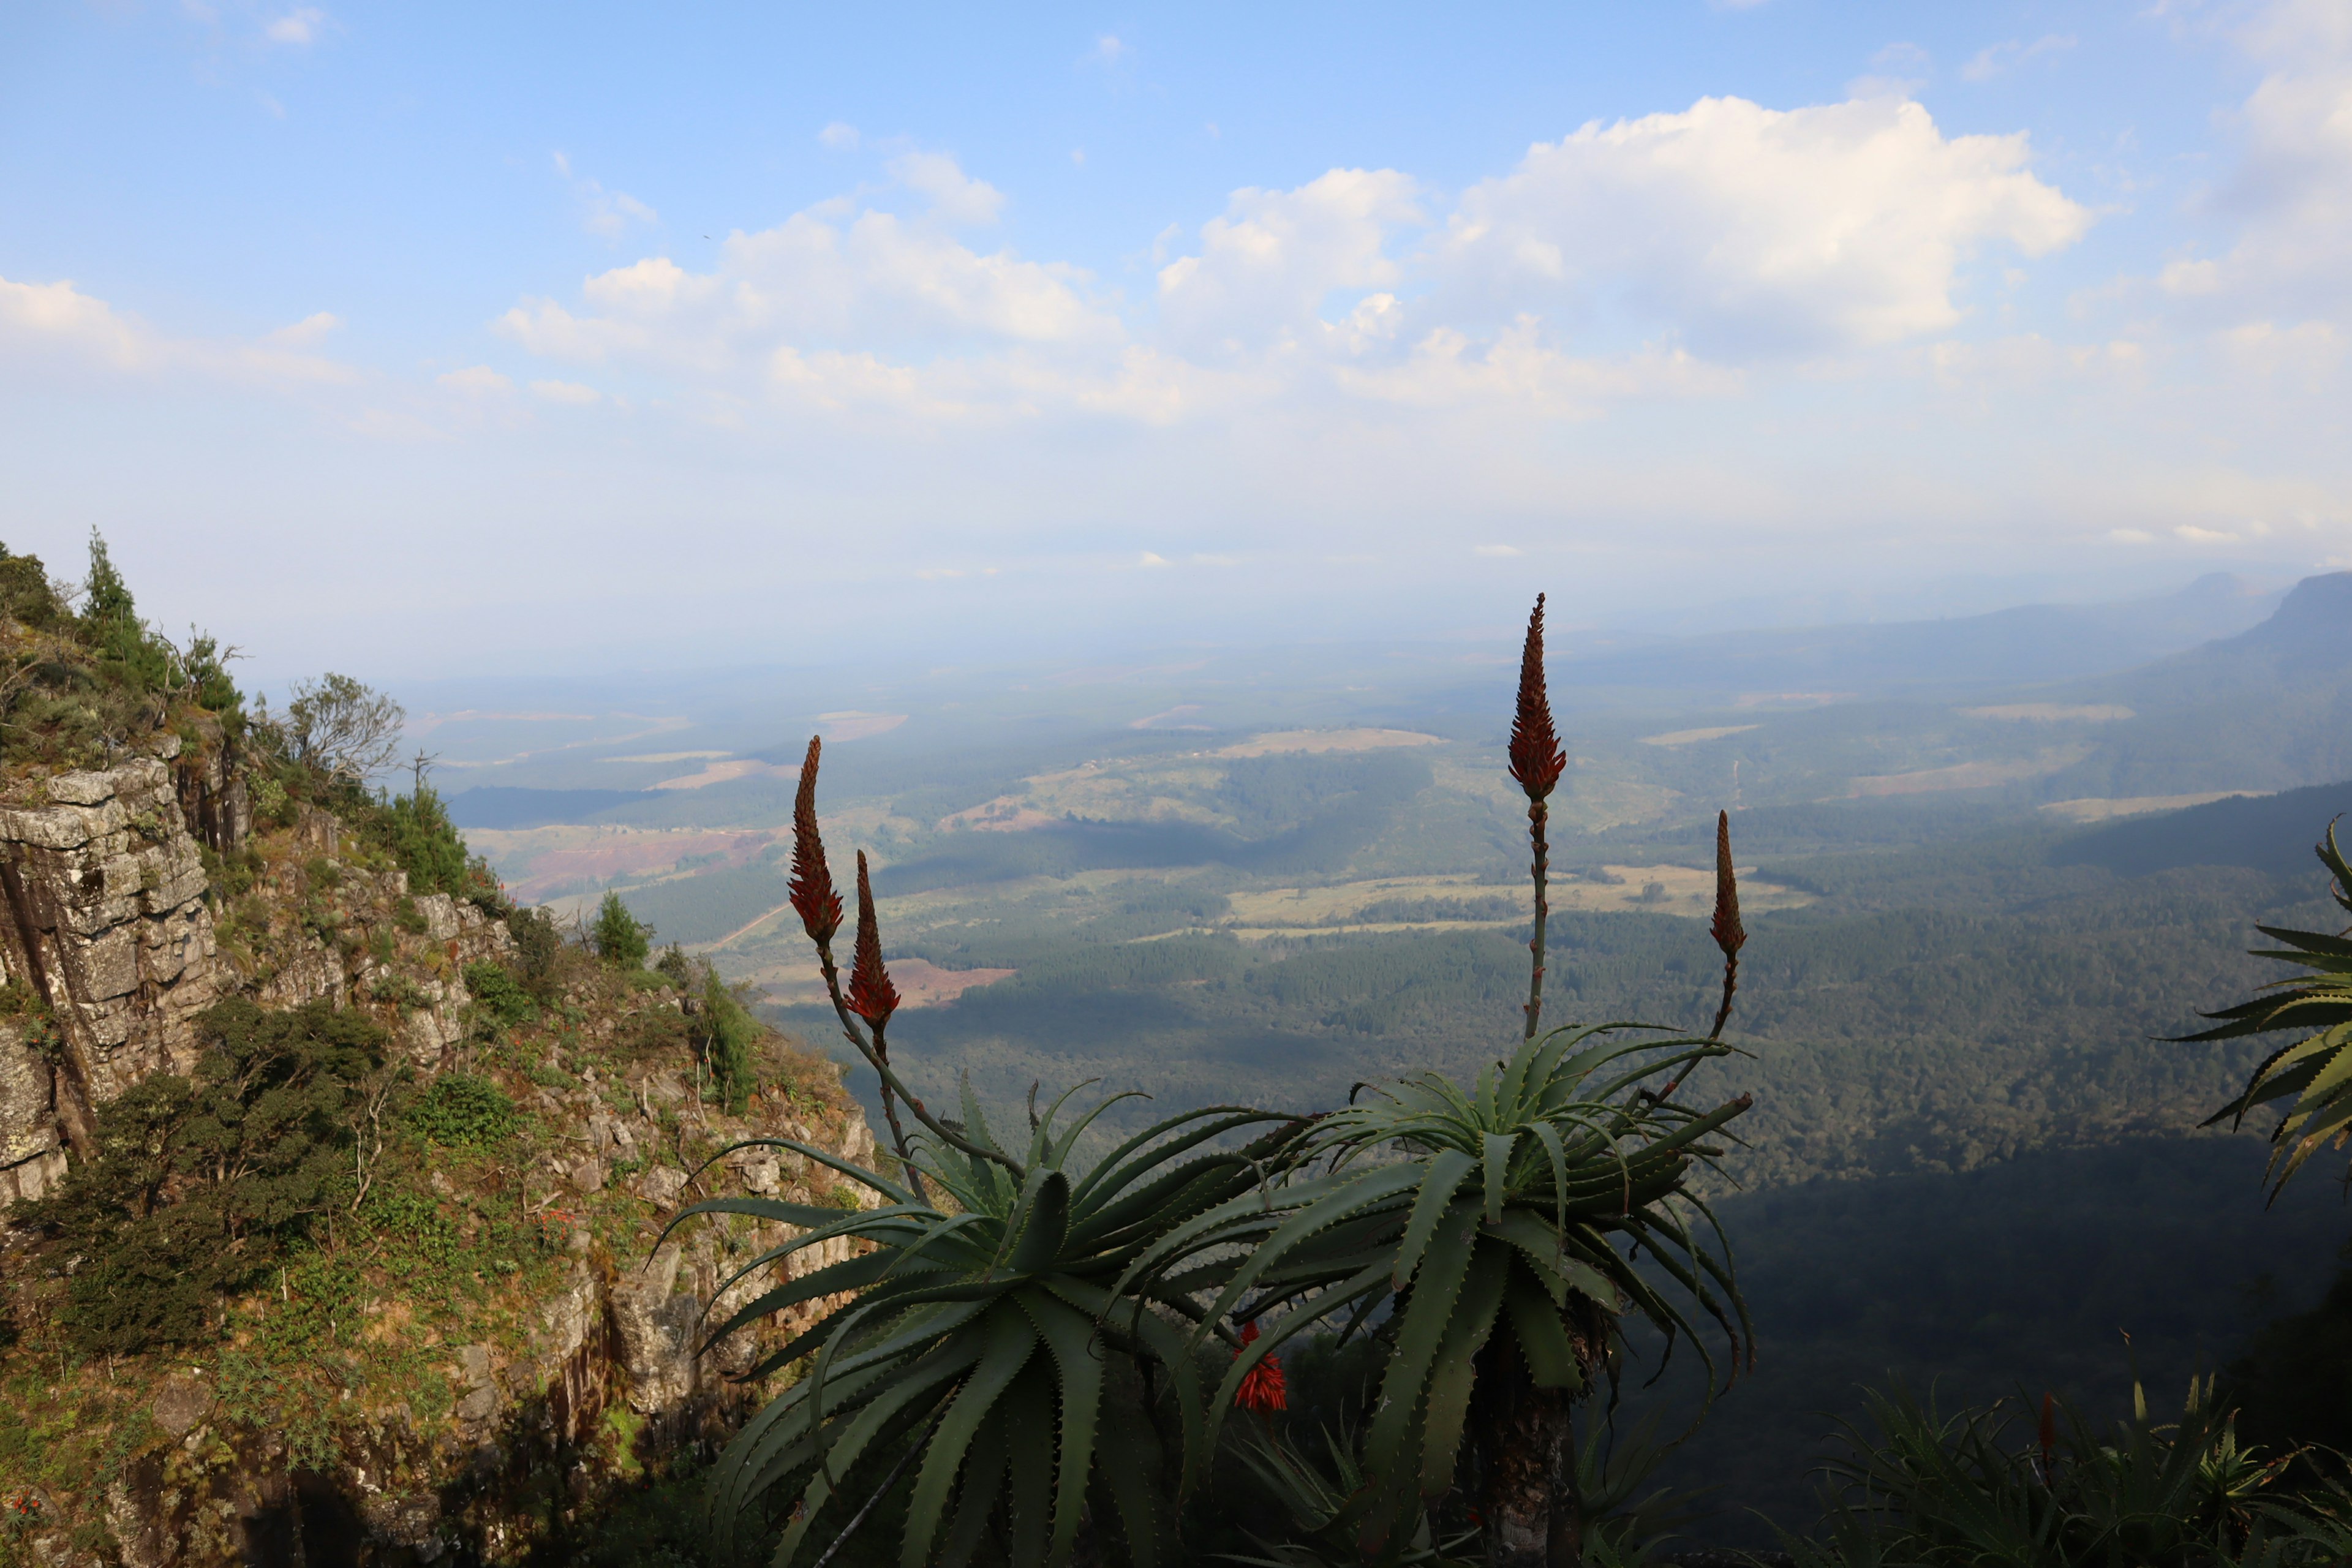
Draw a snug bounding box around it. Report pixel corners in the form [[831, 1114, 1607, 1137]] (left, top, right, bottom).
[[3, 0, 2350, 685]]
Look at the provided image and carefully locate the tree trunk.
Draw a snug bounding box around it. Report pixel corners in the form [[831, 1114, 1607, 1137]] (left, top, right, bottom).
[[1472, 1333, 1581, 1568]]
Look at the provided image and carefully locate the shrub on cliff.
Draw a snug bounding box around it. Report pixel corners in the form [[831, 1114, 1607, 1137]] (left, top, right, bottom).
[[9, 998, 387, 1355], [594, 890, 652, 968], [0, 532, 244, 769]]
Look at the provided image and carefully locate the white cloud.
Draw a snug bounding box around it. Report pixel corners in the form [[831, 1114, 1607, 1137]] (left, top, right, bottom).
[[1474, 544, 1522, 556], [529, 379, 601, 404], [2108, 529, 2155, 544], [1961, 35, 2076, 83], [1138, 551, 1169, 567], [1435, 96, 2089, 355], [820, 122, 860, 151], [2156, 0, 2352, 318], [1092, 35, 1129, 66], [886, 151, 1005, 226], [2175, 524, 2239, 543], [554, 153, 659, 239], [0, 274, 353, 384], [266, 311, 341, 346], [495, 159, 1118, 375], [437, 365, 513, 395], [1156, 169, 1423, 351], [263, 7, 324, 45]]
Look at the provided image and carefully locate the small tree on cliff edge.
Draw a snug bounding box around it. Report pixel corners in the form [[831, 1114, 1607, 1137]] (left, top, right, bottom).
[[592, 891, 651, 970]]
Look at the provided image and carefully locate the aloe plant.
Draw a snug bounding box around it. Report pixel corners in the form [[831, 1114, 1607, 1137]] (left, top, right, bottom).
[[2180, 823, 2352, 1198], [1123, 1017, 1751, 1565], [1785, 1379, 2352, 1567], [672, 1088, 1308, 1567]]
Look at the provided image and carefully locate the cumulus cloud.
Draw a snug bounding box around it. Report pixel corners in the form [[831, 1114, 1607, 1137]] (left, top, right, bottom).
[[494, 155, 1118, 379], [554, 152, 659, 239], [437, 365, 513, 395], [1434, 96, 2088, 355], [0, 274, 353, 384], [886, 151, 1005, 226], [1156, 169, 1423, 352], [2157, 0, 2352, 318], [530, 379, 600, 404], [819, 122, 860, 150], [266, 311, 342, 346]]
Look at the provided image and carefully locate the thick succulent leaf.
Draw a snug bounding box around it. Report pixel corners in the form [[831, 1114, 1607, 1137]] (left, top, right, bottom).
[[1017, 1286, 1107, 1566], [1362, 1203, 1479, 1498], [1188, 1164, 1428, 1342], [941, 1410, 1011, 1568], [695, 1248, 929, 1353], [752, 1331, 982, 1566], [1392, 1148, 1477, 1289], [1002, 1374, 1057, 1568], [1025, 1079, 1096, 1167], [961, 1072, 1008, 1162], [684, 1134, 917, 1208], [1003, 1169, 1073, 1276], [1068, 1107, 1289, 1210], [1093, 1389, 1166, 1568], [1482, 1131, 1516, 1224], [1418, 1242, 1510, 1499], [1041, 1274, 1207, 1498], [1502, 1254, 1585, 1390], [693, 1205, 936, 1319], [900, 1305, 1038, 1568]]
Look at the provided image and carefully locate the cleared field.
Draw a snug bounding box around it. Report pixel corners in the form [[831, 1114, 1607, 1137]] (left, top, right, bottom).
[[2040, 790, 2263, 823], [1212, 728, 1446, 756]]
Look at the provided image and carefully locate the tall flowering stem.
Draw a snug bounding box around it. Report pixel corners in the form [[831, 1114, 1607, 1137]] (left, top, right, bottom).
[[1509, 594, 1568, 1039], [789, 737, 945, 1196], [1708, 810, 1747, 1042]]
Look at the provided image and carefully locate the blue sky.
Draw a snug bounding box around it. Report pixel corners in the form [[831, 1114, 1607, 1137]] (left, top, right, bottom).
[[3, 1, 2347, 682]]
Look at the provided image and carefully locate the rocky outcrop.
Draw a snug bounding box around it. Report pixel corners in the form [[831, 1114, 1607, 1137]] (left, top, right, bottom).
[[0, 742, 883, 1565], [0, 745, 521, 1207], [0, 742, 222, 1202], [16, 1093, 880, 1568]]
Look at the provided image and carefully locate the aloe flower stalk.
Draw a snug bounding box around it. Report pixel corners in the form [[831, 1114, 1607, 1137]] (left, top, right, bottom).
[[1708, 810, 1746, 1041], [788, 736, 843, 947], [788, 735, 925, 1195], [1510, 594, 1568, 1039], [846, 850, 900, 1028]]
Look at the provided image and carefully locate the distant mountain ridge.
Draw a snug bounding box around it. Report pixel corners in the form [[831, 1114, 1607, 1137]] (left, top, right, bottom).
[[1551, 572, 2282, 703], [2032, 571, 2352, 800]]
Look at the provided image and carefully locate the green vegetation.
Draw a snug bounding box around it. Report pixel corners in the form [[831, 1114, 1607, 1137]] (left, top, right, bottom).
[[1783, 1381, 2352, 1567], [464, 958, 543, 1033], [2176, 824, 2352, 1197], [595, 888, 654, 967], [699, 972, 759, 1113], [405, 1071, 519, 1147], [12, 999, 385, 1355], [0, 533, 243, 771], [360, 780, 510, 910]]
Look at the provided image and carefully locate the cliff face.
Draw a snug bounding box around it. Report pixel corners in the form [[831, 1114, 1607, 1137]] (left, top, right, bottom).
[[0, 742, 235, 1205], [0, 742, 876, 1567]]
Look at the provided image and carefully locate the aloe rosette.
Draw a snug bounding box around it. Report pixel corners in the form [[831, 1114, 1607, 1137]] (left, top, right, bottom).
[[1122, 1021, 1754, 1557], [2182, 822, 2352, 1198], [665, 1082, 1307, 1568]]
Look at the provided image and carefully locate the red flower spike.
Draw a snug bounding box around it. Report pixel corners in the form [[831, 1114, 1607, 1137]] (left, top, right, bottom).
[[1233, 1320, 1288, 1414], [1507, 594, 1566, 802], [788, 736, 843, 947], [845, 850, 899, 1028], [1710, 810, 1746, 959]]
